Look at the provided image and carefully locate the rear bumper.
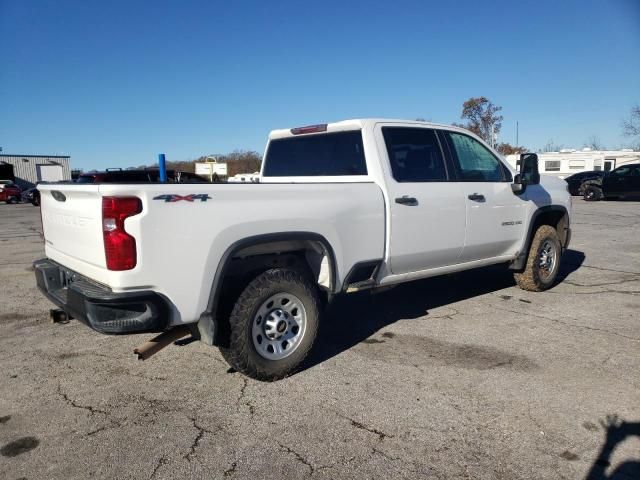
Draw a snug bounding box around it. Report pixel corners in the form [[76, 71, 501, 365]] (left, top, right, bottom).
[[34, 258, 169, 334]]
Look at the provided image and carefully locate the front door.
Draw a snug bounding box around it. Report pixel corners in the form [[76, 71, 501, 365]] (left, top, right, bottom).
[[631, 165, 640, 197], [377, 125, 466, 275], [442, 131, 527, 262], [603, 165, 633, 196]]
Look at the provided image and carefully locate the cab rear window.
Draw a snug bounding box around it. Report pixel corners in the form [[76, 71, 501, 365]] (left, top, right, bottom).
[[263, 131, 367, 177]]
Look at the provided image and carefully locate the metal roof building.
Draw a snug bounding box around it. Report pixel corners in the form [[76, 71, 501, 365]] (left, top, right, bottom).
[[0, 154, 71, 189]]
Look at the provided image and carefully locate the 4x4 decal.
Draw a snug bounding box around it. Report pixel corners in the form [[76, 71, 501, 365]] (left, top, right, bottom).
[[153, 194, 211, 203]]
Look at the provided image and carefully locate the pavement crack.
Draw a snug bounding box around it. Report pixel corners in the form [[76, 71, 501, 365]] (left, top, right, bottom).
[[371, 446, 401, 461], [149, 455, 168, 479], [346, 416, 393, 441], [562, 263, 640, 276], [277, 442, 314, 475], [184, 416, 215, 462], [490, 305, 640, 342], [430, 307, 461, 321], [235, 378, 255, 416], [57, 383, 108, 416], [563, 276, 639, 288]]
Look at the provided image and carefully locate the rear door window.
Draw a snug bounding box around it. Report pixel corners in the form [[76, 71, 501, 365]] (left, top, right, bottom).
[[263, 131, 367, 177], [381, 127, 448, 182], [445, 132, 507, 182]]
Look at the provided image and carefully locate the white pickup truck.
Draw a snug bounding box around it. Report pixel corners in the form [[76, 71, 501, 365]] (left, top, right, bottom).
[[35, 119, 572, 380]]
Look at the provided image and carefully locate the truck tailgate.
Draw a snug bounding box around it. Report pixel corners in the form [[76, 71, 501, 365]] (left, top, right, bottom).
[[39, 184, 106, 269]]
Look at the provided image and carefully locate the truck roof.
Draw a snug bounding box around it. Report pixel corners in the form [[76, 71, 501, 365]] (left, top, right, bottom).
[[268, 118, 463, 140]]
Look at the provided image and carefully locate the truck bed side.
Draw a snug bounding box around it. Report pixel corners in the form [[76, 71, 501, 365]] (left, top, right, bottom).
[[38, 182, 385, 326]]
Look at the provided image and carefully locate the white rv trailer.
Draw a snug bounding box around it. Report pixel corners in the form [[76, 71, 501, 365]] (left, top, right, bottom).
[[505, 149, 640, 179]]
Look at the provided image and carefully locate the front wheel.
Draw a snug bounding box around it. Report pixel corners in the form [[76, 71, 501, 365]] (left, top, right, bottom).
[[583, 186, 602, 201], [219, 268, 321, 381], [514, 225, 562, 292]]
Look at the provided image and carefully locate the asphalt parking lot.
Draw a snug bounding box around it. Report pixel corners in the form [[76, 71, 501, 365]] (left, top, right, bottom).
[[0, 200, 638, 480]]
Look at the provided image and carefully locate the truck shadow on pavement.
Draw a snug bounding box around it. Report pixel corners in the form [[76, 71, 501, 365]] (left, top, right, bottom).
[[585, 415, 640, 480], [305, 249, 585, 372]]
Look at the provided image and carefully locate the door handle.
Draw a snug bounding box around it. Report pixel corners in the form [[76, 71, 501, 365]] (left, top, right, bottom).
[[467, 193, 486, 202], [395, 196, 418, 206]]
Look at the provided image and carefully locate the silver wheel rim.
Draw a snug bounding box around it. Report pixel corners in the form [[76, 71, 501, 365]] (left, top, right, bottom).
[[538, 240, 557, 279], [251, 292, 307, 360]]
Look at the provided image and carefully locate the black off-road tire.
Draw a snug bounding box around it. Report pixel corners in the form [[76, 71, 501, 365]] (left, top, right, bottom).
[[7, 196, 19, 204], [514, 225, 562, 292], [583, 185, 602, 201], [219, 268, 321, 381]]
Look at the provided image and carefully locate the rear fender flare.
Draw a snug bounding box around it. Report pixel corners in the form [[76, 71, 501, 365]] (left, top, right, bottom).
[[197, 232, 338, 345]]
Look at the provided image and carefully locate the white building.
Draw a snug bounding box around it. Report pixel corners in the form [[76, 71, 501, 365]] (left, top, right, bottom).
[[505, 149, 640, 179]]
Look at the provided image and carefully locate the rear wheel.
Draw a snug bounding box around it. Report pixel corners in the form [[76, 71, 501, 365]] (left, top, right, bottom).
[[219, 268, 321, 381], [583, 185, 602, 201], [6, 196, 19, 204], [514, 225, 562, 292]]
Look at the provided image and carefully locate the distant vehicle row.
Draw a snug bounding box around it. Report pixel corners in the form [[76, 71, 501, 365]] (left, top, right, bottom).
[[0, 180, 21, 203], [19, 169, 209, 206], [580, 164, 640, 201]]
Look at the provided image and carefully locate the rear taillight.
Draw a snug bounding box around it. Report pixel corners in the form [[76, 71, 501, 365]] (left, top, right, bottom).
[[102, 196, 142, 271]]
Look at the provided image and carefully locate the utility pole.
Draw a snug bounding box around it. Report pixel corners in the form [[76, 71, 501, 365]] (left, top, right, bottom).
[[516, 121, 519, 147]]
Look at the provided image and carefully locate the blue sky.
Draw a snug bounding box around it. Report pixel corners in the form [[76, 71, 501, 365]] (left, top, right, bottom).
[[1, 0, 639, 170]]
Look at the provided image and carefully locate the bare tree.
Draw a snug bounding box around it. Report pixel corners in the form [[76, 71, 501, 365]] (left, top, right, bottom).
[[134, 149, 263, 177], [584, 135, 604, 150], [216, 150, 262, 176], [458, 97, 503, 145], [540, 139, 563, 153], [622, 105, 640, 147]]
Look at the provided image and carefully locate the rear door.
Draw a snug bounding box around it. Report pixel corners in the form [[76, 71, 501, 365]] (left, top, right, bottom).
[[441, 130, 526, 262], [376, 125, 466, 274]]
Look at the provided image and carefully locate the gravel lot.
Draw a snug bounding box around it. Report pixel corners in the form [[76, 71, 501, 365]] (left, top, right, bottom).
[[1, 200, 638, 480]]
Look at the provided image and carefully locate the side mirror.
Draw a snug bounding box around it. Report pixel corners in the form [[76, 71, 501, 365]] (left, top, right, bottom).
[[512, 153, 540, 194]]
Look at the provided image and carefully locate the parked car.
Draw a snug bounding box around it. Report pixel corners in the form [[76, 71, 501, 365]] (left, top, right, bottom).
[[21, 186, 41, 206], [23, 170, 209, 207], [34, 119, 572, 380], [0, 181, 21, 204], [76, 169, 209, 184], [563, 170, 605, 196], [582, 163, 640, 201]]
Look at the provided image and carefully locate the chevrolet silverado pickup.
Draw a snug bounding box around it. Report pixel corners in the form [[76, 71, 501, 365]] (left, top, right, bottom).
[[35, 119, 572, 380]]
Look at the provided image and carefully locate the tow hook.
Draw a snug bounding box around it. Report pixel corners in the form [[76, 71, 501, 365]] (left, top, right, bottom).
[[133, 326, 192, 361], [50, 309, 71, 324]]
